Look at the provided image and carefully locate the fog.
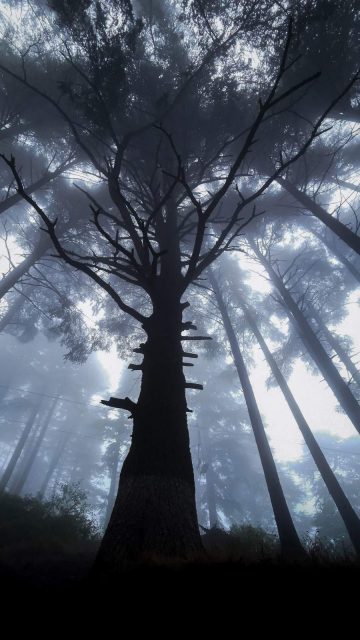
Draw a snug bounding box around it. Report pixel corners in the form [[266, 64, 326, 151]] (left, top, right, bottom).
[[0, 0, 360, 590]]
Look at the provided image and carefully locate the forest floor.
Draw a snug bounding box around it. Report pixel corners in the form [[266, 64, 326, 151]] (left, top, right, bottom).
[[0, 492, 359, 604]]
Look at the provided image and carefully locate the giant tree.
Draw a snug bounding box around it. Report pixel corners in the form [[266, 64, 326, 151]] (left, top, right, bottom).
[[0, 1, 356, 570]]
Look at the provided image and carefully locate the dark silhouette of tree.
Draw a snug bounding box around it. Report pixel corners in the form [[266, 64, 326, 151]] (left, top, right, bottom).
[[209, 268, 306, 560]]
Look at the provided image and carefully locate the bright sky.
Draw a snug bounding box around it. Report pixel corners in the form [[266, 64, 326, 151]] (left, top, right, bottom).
[[242, 266, 360, 463]]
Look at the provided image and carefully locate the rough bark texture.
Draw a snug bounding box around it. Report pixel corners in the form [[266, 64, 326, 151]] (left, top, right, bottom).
[[97, 475, 202, 571], [239, 294, 360, 556], [96, 298, 203, 569], [210, 270, 306, 561]]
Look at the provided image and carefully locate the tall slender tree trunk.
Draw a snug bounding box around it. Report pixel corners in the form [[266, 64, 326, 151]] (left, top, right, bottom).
[[103, 433, 122, 529], [236, 292, 360, 555], [0, 399, 42, 492], [8, 409, 43, 492], [209, 270, 306, 561], [13, 395, 59, 495], [276, 176, 360, 256], [251, 241, 360, 434], [0, 233, 51, 299], [306, 302, 360, 389], [201, 425, 218, 529], [38, 431, 69, 499], [310, 229, 360, 285]]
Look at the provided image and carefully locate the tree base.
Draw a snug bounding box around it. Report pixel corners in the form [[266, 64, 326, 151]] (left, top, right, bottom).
[[94, 475, 204, 575]]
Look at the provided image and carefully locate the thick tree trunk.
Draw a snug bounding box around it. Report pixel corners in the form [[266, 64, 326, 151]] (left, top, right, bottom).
[[210, 271, 306, 561], [307, 302, 360, 389], [251, 242, 360, 434], [0, 400, 41, 492], [0, 233, 51, 299], [13, 395, 59, 495], [277, 177, 360, 256], [95, 178, 204, 570], [96, 289, 203, 571], [238, 294, 360, 555], [38, 431, 69, 499]]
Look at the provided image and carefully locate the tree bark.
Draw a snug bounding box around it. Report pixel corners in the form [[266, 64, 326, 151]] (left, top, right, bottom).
[[0, 399, 42, 492], [95, 192, 203, 571], [210, 270, 306, 561], [237, 293, 360, 556], [96, 293, 202, 570], [251, 241, 360, 435], [277, 176, 360, 256]]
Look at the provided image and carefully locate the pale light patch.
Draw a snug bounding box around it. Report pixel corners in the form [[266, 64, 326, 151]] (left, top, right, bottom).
[[0, 235, 24, 276], [239, 257, 272, 295], [330, 288, 360, 355], [76, 300, 100, 329], [67, 168, 103, 186], [269, 313, 288, 334], [97, 343, 124, 394], [247, 341, 358, 465], [297, 496, 317, 517]]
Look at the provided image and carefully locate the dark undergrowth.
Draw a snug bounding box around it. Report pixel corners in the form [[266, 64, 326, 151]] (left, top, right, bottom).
[[0, 491, 359, 604]]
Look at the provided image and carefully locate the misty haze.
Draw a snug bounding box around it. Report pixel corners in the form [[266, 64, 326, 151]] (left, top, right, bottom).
[[0, 0, 360, 598]]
